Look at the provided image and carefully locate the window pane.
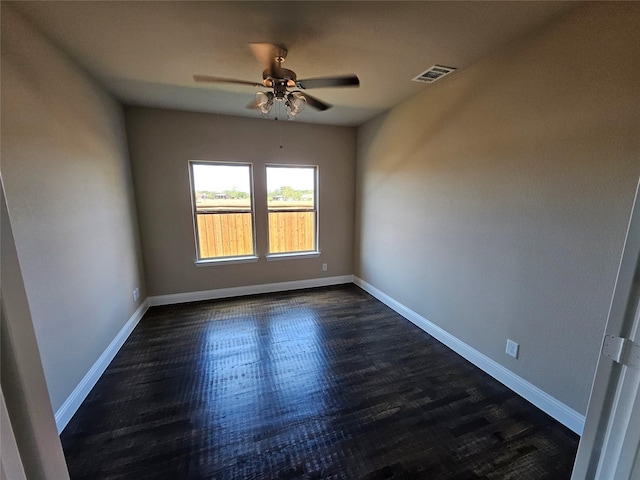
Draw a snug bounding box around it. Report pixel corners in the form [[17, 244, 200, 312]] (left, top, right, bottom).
[[193, 164, 252, 212], [267, 167, 315, 211], [266, 166, 317, 254], [268, 211, 316, 253], [196, 212, 254, 258], [191, 163, 254, 260]]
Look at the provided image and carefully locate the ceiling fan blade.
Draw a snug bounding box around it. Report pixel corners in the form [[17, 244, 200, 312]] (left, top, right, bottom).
[[293, 91, 332, 111], [193, 75, 263, 88], [295, 75, 360, 90]]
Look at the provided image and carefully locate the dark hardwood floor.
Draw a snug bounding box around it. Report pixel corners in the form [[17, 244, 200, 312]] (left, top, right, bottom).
[[61, 284, 579, 479]]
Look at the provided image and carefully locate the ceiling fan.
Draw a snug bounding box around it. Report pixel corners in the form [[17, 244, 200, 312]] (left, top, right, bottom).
[[194, 43, 359, 118]]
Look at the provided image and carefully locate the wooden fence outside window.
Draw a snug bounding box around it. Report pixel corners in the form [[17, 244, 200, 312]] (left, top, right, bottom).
[[196, 211, 315, 259]]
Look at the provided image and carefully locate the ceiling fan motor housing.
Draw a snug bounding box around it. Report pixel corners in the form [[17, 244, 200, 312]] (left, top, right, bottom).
[[273, 81, 291, 100], [263, 67, 296, 90]]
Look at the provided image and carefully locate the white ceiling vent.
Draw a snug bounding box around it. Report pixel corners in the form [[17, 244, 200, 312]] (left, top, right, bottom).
[[412, 65, 456, 83]]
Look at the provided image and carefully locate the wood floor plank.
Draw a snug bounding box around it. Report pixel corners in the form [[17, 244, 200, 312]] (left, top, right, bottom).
[[61, 285, 578, 479]]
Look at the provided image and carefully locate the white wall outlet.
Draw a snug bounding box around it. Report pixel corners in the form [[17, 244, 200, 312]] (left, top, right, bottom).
[[506, 339, 519, 359], [322, 263, 328, 271], [133, 287, 139, 302]]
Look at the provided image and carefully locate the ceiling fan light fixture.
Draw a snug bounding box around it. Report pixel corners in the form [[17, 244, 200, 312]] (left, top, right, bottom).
[[286, 93, 306, 117], [255, 91, 274, 114]]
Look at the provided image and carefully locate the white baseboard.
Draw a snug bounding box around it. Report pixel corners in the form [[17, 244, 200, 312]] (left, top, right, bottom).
[[57, 276, 585, 436], [353, 276, 585, 435], [54, 300, 149, 433], [148, 275, 354, 306]]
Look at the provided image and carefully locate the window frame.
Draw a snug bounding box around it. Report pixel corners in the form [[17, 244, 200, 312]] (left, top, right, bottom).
[[265, 164, 319, 258], [189, 160, 258, 264]]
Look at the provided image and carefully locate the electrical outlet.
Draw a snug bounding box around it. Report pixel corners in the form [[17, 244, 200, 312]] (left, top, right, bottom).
[[322, 263, 328, 272], [133, 287, 139, 302], [506, 339, 519, 359]]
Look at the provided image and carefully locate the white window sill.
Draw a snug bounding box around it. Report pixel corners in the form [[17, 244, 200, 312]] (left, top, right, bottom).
[[195, 256, 259, 267], [266, 252, 321, 261]]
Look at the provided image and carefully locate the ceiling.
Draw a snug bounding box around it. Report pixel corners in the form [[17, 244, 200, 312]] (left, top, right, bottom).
[[8, 1, 579, 126]]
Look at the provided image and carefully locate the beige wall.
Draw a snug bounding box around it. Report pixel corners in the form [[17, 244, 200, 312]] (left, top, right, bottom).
[[1, 6, 145, 415], [355, 2, 640, 414], [126, 107, 356, 296], [4, 0, 638, 445]]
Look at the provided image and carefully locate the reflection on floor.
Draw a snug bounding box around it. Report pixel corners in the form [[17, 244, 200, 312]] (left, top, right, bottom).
[[61, 284, 579, 479]]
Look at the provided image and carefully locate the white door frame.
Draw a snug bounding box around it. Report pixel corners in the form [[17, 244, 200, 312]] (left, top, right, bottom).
[[572, 178, 640, 479], [1, 385, 27, 480]]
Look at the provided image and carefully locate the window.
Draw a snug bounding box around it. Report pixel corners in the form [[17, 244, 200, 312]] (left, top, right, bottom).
[[189, 162, 255, 261], [266, 165, 318, 255]]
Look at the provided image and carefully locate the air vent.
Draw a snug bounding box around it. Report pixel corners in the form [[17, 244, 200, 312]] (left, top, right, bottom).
[[412, 65, 457, 83]]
